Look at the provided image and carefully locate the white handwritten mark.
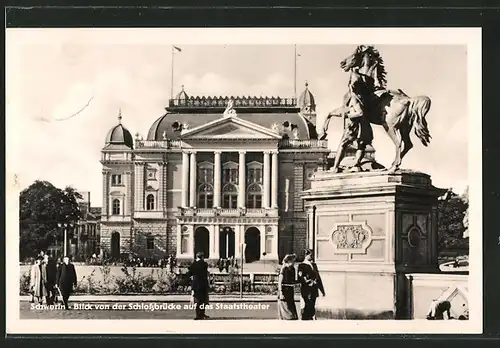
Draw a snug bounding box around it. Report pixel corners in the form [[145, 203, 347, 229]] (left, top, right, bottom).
[[498, 236, 500, 246]]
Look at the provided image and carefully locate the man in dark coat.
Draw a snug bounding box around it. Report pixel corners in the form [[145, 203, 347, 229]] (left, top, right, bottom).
[[42, 254, 58, 305], [56, 256, 77, 309], [187, 252, 210, 320], [297, 249, 325, 320]]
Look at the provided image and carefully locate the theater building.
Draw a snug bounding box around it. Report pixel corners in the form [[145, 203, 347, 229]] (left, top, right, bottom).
[[100, 84, 329, 262]]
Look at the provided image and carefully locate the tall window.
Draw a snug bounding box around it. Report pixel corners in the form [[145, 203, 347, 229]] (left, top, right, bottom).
[[222, 183, 238, 209], [247, 166, 263, 184], [222, 162, 239, 184], [111, 174, 122, 186], [197, 162, 214, 208], [146, 236, 155, 250], [112, 199, 121, 215], [246, 183, 262, 208], [146, 194, 155, 211], [198, 184, 214, 209]]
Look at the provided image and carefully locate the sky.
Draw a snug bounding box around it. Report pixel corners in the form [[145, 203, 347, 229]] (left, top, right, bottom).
[[7, 29, 470, 207]]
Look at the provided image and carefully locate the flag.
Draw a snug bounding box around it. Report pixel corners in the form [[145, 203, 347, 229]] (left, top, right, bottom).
[[173, 46, 182, 52], [297, 53, 301, 57]]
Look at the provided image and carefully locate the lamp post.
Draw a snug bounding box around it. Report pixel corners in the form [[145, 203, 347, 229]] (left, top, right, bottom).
[[57, 223, 73, 257]]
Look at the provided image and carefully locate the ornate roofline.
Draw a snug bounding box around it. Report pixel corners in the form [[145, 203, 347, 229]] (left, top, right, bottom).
[[167, 96, 298, 110]]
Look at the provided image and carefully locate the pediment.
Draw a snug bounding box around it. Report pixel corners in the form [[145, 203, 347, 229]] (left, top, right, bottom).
[[181, 117, 281, 140]]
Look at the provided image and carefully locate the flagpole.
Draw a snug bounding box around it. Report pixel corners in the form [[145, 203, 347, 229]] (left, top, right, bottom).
[[170, 45, 175, 100], [294, 45, 297, 100]]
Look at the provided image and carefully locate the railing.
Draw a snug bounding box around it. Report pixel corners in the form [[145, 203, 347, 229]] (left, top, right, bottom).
[[135, 140, 183, 149], [136, 139, 329, 149], [178, 207, 275, 217], [168, 96, 297, 108], [279, 139, 329, 149]]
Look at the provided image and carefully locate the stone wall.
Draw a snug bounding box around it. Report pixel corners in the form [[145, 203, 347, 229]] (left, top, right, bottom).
[[100, 223, 132, 255], [133, 220, 168, 258]]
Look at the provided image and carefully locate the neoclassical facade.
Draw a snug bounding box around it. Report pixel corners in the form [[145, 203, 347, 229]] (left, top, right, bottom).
[[100, 84, 329, 262]]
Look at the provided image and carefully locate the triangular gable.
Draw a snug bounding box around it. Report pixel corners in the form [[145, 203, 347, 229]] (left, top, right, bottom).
[[181, 116, 281, 139]]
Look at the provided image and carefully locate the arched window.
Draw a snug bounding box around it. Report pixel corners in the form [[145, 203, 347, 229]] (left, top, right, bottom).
[[112, 199, 121, 215], [246, 183, 262, 209], [146, 194, 155, 211], [222, 183, 238, 209], [197, 183, 214, 209]]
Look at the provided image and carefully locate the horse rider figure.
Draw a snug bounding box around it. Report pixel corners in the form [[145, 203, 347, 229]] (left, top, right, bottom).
[[329, 60, 382, 173]]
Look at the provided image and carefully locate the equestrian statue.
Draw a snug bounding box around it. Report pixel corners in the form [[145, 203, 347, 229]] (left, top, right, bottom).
[[320, 45, 432, 174]]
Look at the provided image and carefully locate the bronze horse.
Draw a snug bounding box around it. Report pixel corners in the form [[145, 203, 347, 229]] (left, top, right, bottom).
[[321, 45, 432, 173]]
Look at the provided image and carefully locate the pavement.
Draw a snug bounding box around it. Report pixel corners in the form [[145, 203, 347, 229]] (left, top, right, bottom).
[[20, 294, 286, 302]]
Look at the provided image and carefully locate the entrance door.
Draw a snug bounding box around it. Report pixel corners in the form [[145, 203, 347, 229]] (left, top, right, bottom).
[[194, 227, 210, 258], [219, 227, 235, 259], [244, 227, 261, 263], [111, 232, 120, 258]]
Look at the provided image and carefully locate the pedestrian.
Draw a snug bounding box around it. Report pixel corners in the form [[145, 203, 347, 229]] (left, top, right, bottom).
[[29, 257, 47, 304], [56, 256, 77, 310], [297, 249, 325, 320], [277, 254, 298, 320], [41, 254, 58, 305], [187, 252, 210, 320]]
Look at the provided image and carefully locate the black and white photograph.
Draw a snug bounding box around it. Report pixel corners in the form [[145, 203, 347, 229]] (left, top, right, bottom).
[[6, 28, 481, 334]]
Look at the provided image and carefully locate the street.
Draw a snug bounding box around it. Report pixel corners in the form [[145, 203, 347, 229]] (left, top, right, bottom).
[[20, 301, 288, 320]]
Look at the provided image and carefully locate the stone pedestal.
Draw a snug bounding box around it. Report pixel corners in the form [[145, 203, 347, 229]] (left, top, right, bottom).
[[302, 169, 445, 319]]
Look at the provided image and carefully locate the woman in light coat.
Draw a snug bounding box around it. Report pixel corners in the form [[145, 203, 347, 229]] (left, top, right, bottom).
[[30, 257, 47, 303]]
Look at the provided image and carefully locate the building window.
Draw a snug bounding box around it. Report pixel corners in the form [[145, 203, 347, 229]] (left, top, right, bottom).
[[146, 236, 155, 250], [197, 183, 214, 209], [112, 199, 121, 215], [198, 166, 214, 185], [180, 227, 189, 254], [246, 183, 262, 208], [111, 174, 122, 186], [222, 183, 238, 209], [146, 194, 155, 210], [247, 163, 263, 185], [222, 162, 239, 184]]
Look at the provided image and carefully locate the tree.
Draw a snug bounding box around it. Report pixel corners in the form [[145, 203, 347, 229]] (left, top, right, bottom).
[[19, 180, 83, 259], [437, 188, 469, 252]]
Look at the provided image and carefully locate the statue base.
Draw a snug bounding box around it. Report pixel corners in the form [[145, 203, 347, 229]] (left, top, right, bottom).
[[302, 170, 446, 319]]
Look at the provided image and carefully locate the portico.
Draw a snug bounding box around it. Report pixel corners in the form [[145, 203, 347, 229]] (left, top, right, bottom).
[[174, 113, 282, 261]]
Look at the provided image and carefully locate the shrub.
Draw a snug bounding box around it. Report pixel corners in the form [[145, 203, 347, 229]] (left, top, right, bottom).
[[154, 269, 187, 293], [114, 266, 157, 293], [20, 271, 31, 295]]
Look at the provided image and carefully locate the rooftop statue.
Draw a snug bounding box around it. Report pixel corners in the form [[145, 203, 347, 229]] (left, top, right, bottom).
[[320, 45, 432, 174], [223, 99, 237, 117]]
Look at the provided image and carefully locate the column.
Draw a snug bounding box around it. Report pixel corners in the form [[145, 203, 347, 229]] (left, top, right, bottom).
[[214, 224, 220, 259], [181, 151, 189, 207], [271, 151, 279, 208], [134, 163, 145, 211], [238, 151, 246, 208], [157, 163, 164, 213], [102, 171, 109, 216], [214, 151, 221, 208], [307, 207, 314, 249], [189, 152, 197, 207], [125, 171, 132, 216], [176, 224, 182, 256], [263, 152, 270, 208], [188, 226, 195, 256], [234, 225, 242, 258], [260, 226, 266, 259]]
